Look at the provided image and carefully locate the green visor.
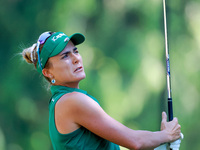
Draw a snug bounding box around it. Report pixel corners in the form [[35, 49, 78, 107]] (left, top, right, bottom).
[[36, 32, 85, 74]]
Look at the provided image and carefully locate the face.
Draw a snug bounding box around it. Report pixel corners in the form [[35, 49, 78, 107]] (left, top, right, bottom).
[[44, 41, 86, 88]]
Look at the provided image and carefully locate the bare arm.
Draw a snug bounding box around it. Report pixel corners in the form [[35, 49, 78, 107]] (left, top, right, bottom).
[[56, 92, 181, 150]]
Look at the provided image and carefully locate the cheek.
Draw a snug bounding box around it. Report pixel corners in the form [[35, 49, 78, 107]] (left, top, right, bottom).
[[52, 61, 72, 76], [79, 56, 83, 63]]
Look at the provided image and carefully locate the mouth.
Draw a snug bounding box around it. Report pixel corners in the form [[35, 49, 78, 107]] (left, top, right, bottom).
[[74, 66, 83, 72]]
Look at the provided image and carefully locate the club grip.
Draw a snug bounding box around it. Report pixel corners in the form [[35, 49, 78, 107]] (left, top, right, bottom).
[[168, 98, 173, 121]]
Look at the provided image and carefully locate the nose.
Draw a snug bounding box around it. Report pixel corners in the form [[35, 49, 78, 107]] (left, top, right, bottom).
[[72, 53, 80, 64]]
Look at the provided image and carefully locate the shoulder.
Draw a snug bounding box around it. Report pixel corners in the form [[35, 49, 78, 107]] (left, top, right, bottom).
[[55, 92, 100, 114], [57, 91, 97, 105]]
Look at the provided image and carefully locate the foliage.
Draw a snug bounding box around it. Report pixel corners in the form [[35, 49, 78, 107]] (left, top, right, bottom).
[[0, 0, 200, 149]]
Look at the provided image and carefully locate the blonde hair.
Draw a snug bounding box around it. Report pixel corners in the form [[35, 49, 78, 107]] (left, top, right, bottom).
[[22, 43, 38, 67], [22, 43, 52, 83]]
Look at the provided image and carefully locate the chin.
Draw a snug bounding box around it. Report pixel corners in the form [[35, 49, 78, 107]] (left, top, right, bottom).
[[75, 73, 86, 81], [79, 74, 86, 80]]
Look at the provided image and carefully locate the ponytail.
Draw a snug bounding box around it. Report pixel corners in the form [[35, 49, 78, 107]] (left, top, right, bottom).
[[22, 43, 38, 68]]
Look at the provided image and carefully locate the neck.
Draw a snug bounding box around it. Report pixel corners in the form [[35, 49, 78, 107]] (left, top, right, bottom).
[[55, 82, 80, 89]]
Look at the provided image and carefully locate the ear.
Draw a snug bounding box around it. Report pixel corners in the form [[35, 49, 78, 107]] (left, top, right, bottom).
[[42, 68, 53, 79]]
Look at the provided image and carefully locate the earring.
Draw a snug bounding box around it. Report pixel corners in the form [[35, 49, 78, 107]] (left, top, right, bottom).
[[51, 79, 56, 84]]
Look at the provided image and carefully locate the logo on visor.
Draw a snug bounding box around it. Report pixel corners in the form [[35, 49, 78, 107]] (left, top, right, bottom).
[[64, 37, 69, 42], [52, 33, 65, 42]]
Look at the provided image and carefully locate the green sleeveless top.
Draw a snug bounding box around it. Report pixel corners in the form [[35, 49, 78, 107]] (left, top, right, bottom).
[[49, 85, 120, 150]]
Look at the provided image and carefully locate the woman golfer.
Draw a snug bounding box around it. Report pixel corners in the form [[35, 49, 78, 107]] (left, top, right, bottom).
[[22, 31, 181, 150]]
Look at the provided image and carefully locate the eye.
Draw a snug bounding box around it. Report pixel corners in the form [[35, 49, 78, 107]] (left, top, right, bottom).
[[74, 50, 79, 53], [73, 47, 78, 53], [61, 53, 69, 59]]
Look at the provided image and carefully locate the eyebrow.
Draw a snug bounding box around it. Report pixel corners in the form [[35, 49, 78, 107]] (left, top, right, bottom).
[[60, 47, 77, 56]]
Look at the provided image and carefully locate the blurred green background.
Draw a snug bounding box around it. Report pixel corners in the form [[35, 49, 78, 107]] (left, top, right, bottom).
[[0, 0, 200, 149]]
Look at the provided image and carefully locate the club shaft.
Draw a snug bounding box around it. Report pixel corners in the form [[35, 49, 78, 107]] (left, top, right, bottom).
[[163, 0, 173, 121]]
